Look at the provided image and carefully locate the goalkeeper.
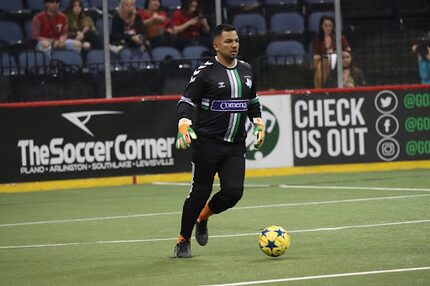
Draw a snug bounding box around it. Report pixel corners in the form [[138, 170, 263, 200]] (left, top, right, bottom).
[[174, 24, 265, 258]]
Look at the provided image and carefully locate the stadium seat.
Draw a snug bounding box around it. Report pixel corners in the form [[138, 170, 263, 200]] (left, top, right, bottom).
[[27, 0, 45, 11], [182, 45, 208, 68], [96, 18, 112, 39], [135, 0, 145, 8], [91, 0, 119, 11], [18, 50, 48, 72], [307, 11, 335, 33], [225, 0, 260, 8], [304, 0, 334, 3], [304, 0, 334, 13], [0, 0, 24, 12], [0, 53, 18, 75], [86, 49, 119, 72], [270, 12, 304, 35], [51, 50, 83, 68], [0, 21, 24, 46], [233, 13, 267, 36], [263, 0, 298, 5], [265, 40, 305, 65], [151, 46, 182, 62], [162, 0, 181, 11]]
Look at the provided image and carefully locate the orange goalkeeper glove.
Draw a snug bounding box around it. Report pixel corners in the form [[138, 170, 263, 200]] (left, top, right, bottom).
[[176, 118, 197, 149], [252, 117, 265, 150]]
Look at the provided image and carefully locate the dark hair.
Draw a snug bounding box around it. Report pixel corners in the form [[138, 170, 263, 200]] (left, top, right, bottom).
[[181, 0, 199, 17], [65, 0, 82, 15], [144, 0, 161, 9], [415, 39, 430, 59], [318, 15, 335, 41], [212, 24, 236, 40]]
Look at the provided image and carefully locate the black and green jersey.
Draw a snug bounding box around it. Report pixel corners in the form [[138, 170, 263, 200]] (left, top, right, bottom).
[[177, 57, 262, 143]]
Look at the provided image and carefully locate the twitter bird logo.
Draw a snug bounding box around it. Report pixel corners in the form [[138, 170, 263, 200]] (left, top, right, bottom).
[[380, 97, 392, 108]]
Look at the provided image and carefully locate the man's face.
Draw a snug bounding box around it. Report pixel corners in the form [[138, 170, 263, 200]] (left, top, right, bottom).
[[45, 0, 60, 13], [213, 30, 240, 61]]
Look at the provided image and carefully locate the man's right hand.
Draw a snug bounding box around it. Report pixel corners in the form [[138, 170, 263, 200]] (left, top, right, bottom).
[[176, 118, 197, 149]]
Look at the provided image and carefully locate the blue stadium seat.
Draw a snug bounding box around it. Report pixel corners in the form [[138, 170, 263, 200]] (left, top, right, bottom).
[[307, 11, 335, 33], [151, 46, 182, 62], [51, 50, 83, 68], [162, 0, 181, 10], [233, 13, 267, 36], [225, 0, 260, 8], [182, 45, 208, 68], [266, 40, 305, 65], [136, 0, 145, 9], [0, 21, 24, 45], [304, 0, 334, 4], [27, 0, 45, 11], [0, 53, 18, 75], [263, 0, 298, 5], [270, 12, 304, 35], [24, 20, 32, 39], [86, 49, 119, 72], [18, 50, 48, 72], [96, 18, 112, 39], [0, 0, 24, 12], [91, 0, 119, 10]]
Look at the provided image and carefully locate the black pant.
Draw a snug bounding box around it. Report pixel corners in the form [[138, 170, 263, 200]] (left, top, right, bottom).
[[180, 137, 246, 240]]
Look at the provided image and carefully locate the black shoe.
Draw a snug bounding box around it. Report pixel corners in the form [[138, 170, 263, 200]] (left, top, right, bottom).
[[173, 239, 192, 258], [195, 220, 208, 246]]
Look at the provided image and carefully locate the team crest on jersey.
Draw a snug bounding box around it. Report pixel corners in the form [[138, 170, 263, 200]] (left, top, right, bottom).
[[244, 76, 252, 89]]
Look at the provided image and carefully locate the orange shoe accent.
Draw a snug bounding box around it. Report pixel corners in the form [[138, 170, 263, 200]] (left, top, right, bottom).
[[177, 235, 188, 243], [197, 203, 214, 222]]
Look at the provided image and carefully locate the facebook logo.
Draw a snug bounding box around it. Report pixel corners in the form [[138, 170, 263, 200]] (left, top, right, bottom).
[[384, 119, 391, 133], [376, 115, 398, 137]]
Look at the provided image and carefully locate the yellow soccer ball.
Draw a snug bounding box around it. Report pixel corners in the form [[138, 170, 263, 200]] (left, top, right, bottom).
[[258, 225, 291, 257]]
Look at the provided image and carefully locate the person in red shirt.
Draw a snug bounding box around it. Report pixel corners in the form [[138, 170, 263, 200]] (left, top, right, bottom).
[[171, 0, 210, 49], [138, 0, 174, 47], [312, 15, 351, 88], [32, 0, 82, 58]]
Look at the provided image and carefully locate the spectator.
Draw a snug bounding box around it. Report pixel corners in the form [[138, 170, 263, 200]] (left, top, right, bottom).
[[65, 0, 102, 50], [110, 0, 146, 53], [32, 0, 82, 58], [138, 0, 174, 47], [324, 50, 366, 88], [312, 15, 350, 88], [171, 0, 211, 49], [412, 42, 430, 84]]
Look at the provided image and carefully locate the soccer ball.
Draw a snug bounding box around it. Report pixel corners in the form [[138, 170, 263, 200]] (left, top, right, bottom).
[[258, 225, 291, 257]]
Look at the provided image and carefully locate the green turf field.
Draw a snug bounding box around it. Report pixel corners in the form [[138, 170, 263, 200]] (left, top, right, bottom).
[[1, 169, 430, 286]]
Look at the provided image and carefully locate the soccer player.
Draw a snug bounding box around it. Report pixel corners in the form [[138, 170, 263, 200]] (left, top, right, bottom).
[[174, 24, 265, 258]]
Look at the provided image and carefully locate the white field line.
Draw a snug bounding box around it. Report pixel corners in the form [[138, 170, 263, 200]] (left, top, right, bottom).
[[1, 193, 430, 228], [1, 219, 430, 250], [201, 266, 430, 286], [154, 182, 430, 192]]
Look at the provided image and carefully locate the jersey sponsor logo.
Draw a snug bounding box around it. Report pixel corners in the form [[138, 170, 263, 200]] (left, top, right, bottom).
[[218, 82, 226, 88], [211, 100, 248, 112]]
